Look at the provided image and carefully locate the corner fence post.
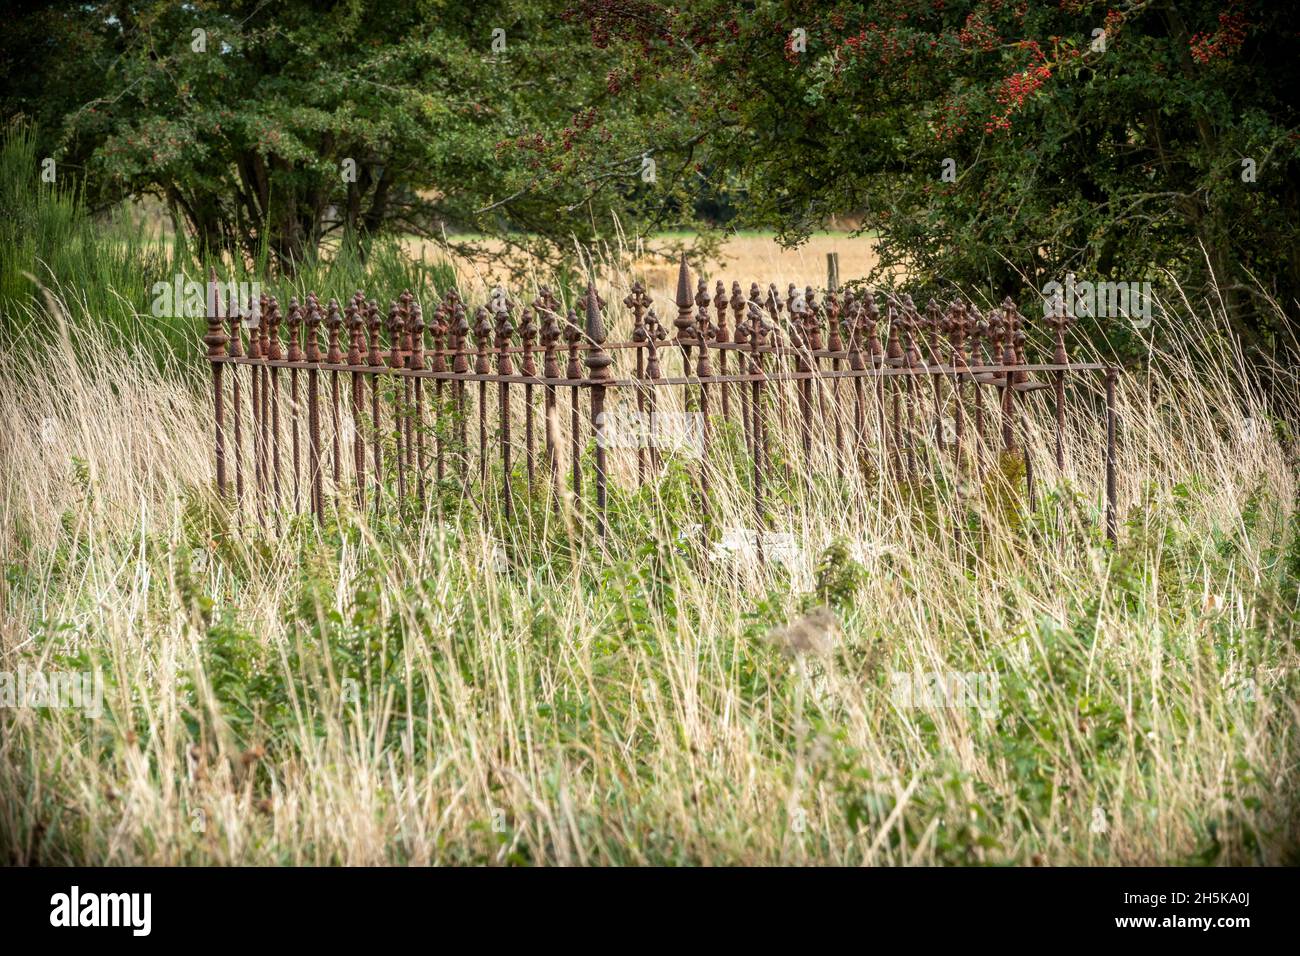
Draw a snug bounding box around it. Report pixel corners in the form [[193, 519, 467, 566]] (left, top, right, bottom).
[[204, 269, 228, 498]]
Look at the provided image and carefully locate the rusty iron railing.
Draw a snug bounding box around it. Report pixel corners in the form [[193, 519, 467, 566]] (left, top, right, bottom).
[[203, 258, 1118, 543]]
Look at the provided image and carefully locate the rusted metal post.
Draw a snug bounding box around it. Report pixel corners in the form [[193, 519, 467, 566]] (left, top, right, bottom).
[[694, 277, 714, 522], [389, 301, 408, 508], [901, 295, 920, 480], [971, 308, 987, 471], [1047, 294, 1073, 471], [366, 300, 385, 508], [410, 300, 426, 511], [947, 300, 969, 471], [228, 292, 245, 507], [731, 283, 750, 460], [305, 296, 323, 520], [265, 297, 282, 512], [827, 289, 844, 458], [645, 307, 665, 473], [1105, 368, 1117, 543], [1013, 301, 1037, 512], [248, 295, 264, 506], [565, 307, 582, 501], [431, 295, 450, 487], [746, 298, 768, 534], [519, 302, 537, 498], [205, 270, 228, 497], [864, 292, 886, 469], [714, 281, 730, 426], [764, 284, 788, 470], [997, 299, 1015, 454], [804, 286, 827, 459], [674, 256, 695, 402], [559, 306, 579, 502], [326, 299, 343, 499], [258, 295, 271, 511], [790, 288, 813, 468], [584, 285, 613, 539], [540, 299, 561, 511], [926, 298, 942, 450], [346, 298, 366, 511], [285, 297, 302, 511], [849, 294, 867, 467], [399, 291, 415, 482], [473, 305, 492, 498], [625, 282, 651, 485], [452, 299, 470, 486], [885, 296, 904, 477], [493, 288, 516, 520]]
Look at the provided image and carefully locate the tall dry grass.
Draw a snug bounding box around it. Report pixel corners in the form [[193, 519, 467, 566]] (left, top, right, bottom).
[[1, 268, 1297, 865]]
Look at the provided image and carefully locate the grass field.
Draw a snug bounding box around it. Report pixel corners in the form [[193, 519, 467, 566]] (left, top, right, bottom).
[[2, 246, 1298, 863]]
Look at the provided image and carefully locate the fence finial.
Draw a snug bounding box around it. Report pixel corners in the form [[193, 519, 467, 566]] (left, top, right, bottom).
[[694, 278, 714, 376], [345, 300, 362, 365], [304, 296, 321, 363], [584, 285, 611, 373], [473, 306, 492, 375], [286, 298, 303, 362], [325, 299, 343, 364], [410, 301, 425, 371], [541, 305, 561, 378], [204, 268, 228, 359], [674, 255, 695, 343]]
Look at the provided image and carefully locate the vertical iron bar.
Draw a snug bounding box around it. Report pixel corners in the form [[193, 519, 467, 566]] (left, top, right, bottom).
[[1105, 368, 1117, 543]]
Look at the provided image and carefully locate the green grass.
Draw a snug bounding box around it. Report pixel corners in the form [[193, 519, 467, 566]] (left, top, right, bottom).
[[1, 122, 456, 368], [1, 122, 1297, 865]]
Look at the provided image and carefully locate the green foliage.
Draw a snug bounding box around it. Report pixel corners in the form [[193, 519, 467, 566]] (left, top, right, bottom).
[[557, 1, 1299, 357], [3, 1, 712, 273], [811, 538, 867, 610]]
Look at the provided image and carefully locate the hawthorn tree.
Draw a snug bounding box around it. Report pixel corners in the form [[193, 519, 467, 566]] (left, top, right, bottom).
[[552, 0, 1300, 356]]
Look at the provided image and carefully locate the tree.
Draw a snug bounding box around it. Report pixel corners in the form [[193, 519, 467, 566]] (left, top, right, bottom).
[[3, 0, 711, 273], [552, 0, 1300, 356]]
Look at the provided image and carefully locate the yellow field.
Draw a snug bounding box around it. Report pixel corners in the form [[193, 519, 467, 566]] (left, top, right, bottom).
[[404, 232, 884, 309]]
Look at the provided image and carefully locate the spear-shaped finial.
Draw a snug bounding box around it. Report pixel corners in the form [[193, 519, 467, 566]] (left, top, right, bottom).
[[583, 283, 612, 382], [674, 254, 695, 343]]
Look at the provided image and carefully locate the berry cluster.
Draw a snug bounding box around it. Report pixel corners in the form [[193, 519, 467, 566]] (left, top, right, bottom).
[[1190, 6, 1247, 64]]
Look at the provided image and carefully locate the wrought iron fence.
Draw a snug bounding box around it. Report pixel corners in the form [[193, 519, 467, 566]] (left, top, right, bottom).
[[202, 257, 1118, 543]]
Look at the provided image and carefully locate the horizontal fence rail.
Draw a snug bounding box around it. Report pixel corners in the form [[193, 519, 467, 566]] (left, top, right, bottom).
[[202, 258, 1118, 545]]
